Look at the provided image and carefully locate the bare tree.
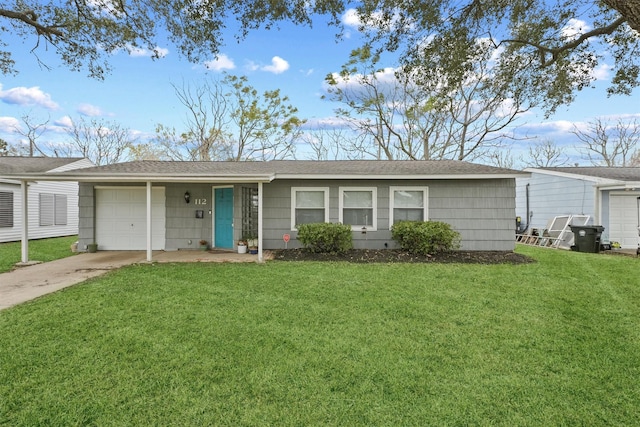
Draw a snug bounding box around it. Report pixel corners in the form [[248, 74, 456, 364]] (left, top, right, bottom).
[[325, 42, 530, 162], [66, 118, 135, 165], [523, 139, 570, 167], [0, 138, 8, 156], [13, 113, 49, 157], [300, 126, 370, 160], [170, 79, 234, 161], [486, 150, 515, 169], [573, 118, 640, 166], [160, 74, 305, 161]]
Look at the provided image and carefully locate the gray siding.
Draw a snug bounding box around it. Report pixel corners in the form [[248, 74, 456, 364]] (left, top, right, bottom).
[[79, 179, 518, 252], [80, 182, 249, 251], [263, 178, 517, 251], [164, 183, 213, 251]]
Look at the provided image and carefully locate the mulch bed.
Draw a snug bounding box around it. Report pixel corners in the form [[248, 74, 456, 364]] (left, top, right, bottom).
[[270, 249, 535, 264]]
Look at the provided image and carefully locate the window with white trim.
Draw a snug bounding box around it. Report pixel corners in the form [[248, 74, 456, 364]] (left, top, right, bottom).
[[39, 193, 68, 226], [339, 187, 377, 231], [390, 186, 428, 226], [291, 187, 329, 230], [0, 191, 13, 228]]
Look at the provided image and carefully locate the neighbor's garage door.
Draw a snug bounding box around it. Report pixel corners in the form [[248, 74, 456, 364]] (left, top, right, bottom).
[[96, 187, 166, 250], [609, 194, 639, 249]]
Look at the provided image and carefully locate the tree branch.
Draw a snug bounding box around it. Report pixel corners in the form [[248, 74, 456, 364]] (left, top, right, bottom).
[[0, 8, 64, 38], [503, 16, 626, 67]]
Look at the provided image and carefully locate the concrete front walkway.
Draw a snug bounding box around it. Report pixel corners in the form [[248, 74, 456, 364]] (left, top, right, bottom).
[[0, 250, 264, 311]]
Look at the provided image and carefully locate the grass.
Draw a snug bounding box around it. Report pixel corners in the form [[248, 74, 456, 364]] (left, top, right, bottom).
[[0, 235, 78, 273], [1, 246, 639, 425]]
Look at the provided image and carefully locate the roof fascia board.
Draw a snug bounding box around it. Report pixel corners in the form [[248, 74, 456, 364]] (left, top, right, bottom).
[[7, 171, 526, 182], [524, 167, 619, 184], [274, 173, 528, 180], [597, 181, 640, 190], [3, 174, 275, 183], [0, 178, 20, 185]]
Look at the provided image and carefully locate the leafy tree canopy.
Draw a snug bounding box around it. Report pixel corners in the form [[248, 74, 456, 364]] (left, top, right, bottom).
[[1, 1, 638, 113], [0, 0, 343, 79], [353, 0, 640, 115]]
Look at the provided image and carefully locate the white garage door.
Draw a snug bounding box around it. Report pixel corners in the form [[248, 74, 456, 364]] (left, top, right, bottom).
[[609, 195, 639, 249], [96, 188, 166, 250]]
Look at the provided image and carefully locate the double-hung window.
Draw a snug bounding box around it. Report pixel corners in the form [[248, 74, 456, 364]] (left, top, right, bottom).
[[389, 186, 428, 226], [339, 187, 377, 231], [291, 187, 329, 230], [0, 191, 13, 228]]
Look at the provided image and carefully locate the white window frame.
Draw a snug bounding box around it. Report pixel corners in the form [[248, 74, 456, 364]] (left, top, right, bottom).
[[291, 187, 330, 230], [339, 187, 377, 231], [389, 186, 429, 228]]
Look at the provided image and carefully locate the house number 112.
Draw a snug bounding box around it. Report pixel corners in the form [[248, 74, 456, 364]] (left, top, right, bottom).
[[194, 198, 207, 205]]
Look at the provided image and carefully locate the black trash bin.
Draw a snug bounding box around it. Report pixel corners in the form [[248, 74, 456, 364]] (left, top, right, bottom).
[[570, 225, 605, 253]]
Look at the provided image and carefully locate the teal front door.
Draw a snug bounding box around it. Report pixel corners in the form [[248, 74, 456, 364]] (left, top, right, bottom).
[[214, 188, 234, 248]]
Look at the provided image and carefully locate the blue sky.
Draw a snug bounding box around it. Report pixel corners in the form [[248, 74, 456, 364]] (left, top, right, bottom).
[[0, 9, 638, 167]]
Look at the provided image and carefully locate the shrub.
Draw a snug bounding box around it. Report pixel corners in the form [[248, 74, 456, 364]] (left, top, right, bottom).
[[296, 223, 353, 254], [391, 220, 461, 255]]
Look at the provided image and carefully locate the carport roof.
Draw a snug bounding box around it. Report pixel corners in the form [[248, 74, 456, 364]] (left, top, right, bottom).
[[4, 159, 528, 182]]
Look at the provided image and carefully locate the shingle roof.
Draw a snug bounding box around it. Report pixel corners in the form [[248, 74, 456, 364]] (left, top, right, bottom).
[[43, 159, 526, 179], [539, 167, 640, 181], [0, 157, 86, 174]]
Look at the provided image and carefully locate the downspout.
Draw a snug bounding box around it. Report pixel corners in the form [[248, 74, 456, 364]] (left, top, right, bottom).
[[519, 183, 531, 234]]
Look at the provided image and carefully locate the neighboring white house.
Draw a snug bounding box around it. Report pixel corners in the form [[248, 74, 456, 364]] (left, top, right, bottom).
[[516, 167, 640, 249], [0, 157, 93, 243]]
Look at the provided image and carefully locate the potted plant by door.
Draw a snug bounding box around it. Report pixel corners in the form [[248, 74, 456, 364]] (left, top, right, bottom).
[[237, 240, 247, 254], [245, 236, 258, 254], [199, 240, 209, 251]]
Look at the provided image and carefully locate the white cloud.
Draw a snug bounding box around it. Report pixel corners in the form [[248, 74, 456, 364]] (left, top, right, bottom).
[[516, 120, 579, 138], [204, 54, 236, 71], [0, 116, 20, 132], [324, 67, 399, 93], [77, 103, 103, 117], [0, 84, 59, 110], [54, 116, 74, 129], [342, 8, 361, 27], [341, 7, 408, 33], [261, 56, 290, 74], [592, 63, 611, 81], [562, 18, 592, 41], [245, 60, 260, 72], [127, 45, 169, 58]]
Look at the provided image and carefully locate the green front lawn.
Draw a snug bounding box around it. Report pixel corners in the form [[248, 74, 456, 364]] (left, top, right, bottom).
[[1, 246, 639, 425], [0, 235, 78, 273]]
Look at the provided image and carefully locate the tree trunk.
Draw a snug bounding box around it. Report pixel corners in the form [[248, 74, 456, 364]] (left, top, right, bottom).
[[603, 0, 640, 33]]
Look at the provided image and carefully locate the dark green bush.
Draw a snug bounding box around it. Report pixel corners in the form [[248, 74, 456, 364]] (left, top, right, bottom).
[[296, 223, 353, 254], [391, 220, 461, 255]]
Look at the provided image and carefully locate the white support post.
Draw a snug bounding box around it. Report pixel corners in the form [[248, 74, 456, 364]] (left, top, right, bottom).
[[146, 181, 153, 262], [258, 181, 263, 262], [20, 180, 28, 263]]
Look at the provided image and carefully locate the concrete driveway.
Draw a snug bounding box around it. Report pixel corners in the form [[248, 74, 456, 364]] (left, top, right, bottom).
[[0, 250, 264, 311]]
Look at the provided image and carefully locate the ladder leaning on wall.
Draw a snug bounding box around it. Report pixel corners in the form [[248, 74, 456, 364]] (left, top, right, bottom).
[[516, 215, 590, 249]]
